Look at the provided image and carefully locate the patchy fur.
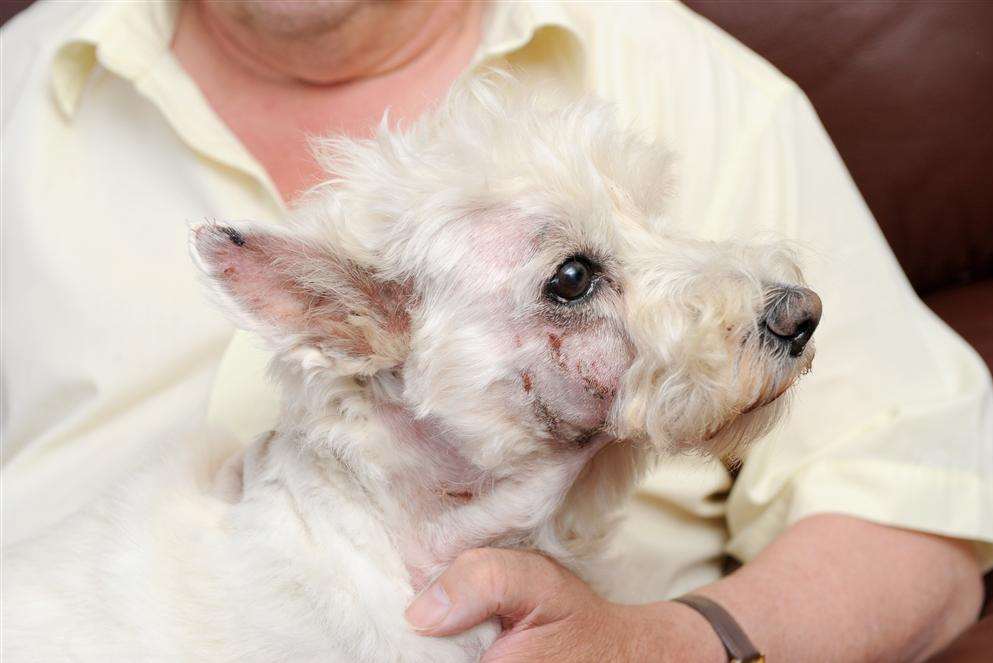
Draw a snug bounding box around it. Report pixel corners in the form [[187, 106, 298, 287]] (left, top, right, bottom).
[[2, 74, 817, 662]]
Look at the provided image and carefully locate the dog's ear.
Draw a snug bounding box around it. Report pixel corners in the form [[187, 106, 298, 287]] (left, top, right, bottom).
[[191, 222, 409, 375]]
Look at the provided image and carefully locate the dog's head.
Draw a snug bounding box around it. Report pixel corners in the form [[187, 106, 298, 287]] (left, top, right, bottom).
[[192, 76, 819, 555]]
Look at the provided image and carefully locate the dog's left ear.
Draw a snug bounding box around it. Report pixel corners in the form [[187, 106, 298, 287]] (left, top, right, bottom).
[[191, 222, 410, 375]]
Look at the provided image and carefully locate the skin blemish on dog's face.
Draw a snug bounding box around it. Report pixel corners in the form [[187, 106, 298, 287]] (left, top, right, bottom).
[[579, 373, 611, 401], [220, 226, 246, 247], [548, 333, 568, 369], [573, 427, 606, 447], [443, 490, 474, 503], [532, 397, 562, 437]]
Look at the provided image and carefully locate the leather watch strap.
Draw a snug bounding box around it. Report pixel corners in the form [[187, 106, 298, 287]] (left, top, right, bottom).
[[673, 594, 764, 663]]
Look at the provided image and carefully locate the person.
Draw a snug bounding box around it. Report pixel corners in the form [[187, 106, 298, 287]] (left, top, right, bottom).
[[2, 1, 990, 660]]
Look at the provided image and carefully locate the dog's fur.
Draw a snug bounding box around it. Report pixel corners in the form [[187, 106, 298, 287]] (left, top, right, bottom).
[[2, 76, 814, 662]]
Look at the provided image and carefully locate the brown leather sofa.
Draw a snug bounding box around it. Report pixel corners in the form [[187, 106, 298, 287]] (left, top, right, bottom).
[[2, 1, 990, 659]]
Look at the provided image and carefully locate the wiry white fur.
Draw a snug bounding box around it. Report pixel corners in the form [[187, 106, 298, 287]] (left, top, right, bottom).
[[2, 74, 815, 662]]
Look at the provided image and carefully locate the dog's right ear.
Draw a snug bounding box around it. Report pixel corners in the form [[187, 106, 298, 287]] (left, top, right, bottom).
[[191, 222, 410, 375]]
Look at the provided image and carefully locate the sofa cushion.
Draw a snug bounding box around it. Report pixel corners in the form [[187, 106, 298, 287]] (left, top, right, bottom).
[[924, 280, 993, 373]]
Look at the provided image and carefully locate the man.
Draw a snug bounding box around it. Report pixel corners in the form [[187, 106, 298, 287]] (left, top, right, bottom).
[[2, 1, 990, 660]]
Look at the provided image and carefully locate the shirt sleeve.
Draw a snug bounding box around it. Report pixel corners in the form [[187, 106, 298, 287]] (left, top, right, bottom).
[[716, 87, 993, 568]]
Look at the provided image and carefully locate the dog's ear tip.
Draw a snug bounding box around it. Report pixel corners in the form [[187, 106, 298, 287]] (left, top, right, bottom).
[[190, 222, 265, 259], [218, 226, 247, 247]]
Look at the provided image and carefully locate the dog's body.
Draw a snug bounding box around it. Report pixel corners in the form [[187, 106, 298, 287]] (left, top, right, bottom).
[[2, 77, 819, 662], [4, 433, 498, 662]]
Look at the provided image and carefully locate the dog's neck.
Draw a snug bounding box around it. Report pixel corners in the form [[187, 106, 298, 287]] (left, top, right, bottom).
[[261, 367, 615, 588]]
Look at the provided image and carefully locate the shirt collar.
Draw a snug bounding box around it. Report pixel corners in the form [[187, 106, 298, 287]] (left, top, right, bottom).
[[476, 1, 586, 70], [50, 0, 587, 119], [51, 0, 178, 117]]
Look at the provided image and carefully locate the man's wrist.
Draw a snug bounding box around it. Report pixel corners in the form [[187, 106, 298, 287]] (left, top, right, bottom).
[[674, 595, 765, 662], [621, 600, 728, 663]]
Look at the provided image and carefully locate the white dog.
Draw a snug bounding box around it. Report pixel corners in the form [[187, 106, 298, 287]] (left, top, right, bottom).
[[2, 76, 820, 662]]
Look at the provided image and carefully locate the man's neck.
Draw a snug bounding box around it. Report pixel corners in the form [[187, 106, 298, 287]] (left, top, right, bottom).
[[192, 1, 476, 85], [172, 1, 483, 203]]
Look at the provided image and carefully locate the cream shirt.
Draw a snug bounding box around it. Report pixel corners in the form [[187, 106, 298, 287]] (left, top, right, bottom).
[[3, 0, 991, 599]]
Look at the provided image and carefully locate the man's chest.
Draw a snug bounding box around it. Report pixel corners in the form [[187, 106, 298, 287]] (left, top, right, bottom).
[[0, 78, 283, 541]]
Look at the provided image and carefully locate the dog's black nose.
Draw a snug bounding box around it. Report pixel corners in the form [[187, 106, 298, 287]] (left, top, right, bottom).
[[764, 286, 822, 357]]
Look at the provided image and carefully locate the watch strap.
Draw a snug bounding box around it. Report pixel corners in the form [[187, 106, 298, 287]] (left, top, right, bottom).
[[673, 594, 764, 663]]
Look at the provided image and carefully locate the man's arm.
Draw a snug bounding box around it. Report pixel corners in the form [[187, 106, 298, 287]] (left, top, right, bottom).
[[405, 515, 983, 662], [665, 514, 982, 661]]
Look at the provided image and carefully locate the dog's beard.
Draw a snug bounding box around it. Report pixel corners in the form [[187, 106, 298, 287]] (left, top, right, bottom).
[[695, 339, 813, 459]]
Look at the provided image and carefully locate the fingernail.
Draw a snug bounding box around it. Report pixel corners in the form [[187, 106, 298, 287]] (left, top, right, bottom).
[[405, 583, 452, 631]]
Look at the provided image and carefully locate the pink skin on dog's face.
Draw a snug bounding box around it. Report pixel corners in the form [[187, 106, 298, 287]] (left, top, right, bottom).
[[458, 215, 634, 445], [521, 323, 632, 437]]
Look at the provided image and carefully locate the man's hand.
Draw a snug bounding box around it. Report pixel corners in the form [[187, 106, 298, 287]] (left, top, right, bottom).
[[404, 548, 726, 663], [406, 516, 983, 662]]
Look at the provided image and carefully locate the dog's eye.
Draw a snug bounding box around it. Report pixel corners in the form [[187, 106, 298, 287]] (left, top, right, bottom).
[[547, 257, 596, 303]]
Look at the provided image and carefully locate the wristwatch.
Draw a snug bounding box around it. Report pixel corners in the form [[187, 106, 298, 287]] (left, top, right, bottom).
[[673, 594, 765, 663]]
